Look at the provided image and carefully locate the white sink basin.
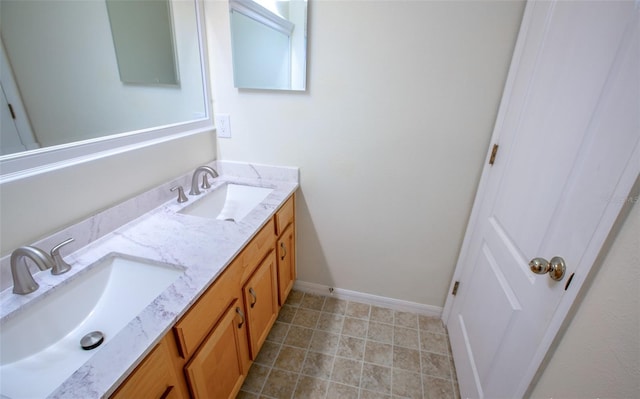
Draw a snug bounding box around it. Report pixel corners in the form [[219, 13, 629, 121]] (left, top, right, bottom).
[[179, 183, 273, 221], [0, 254, 184, 398]]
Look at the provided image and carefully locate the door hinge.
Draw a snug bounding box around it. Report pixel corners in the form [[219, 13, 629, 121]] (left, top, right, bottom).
[[451, 281, 460, 296], [489, 144, 499, 165], [7, 103, 16, 120]]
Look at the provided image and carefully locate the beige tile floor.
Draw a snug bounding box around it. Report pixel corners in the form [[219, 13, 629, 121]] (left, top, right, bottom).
[[236, 290, 460, 399]]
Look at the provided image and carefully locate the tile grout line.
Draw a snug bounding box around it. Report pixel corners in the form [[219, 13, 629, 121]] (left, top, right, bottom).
[[290, 297, 322, 399], [419, 323, 426, 399], [266, 303, 298, 398], [286, 299, 304, 399], [390, 310, 395, 398]]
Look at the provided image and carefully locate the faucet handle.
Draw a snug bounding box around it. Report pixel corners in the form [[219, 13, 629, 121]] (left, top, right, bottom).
[[50, 238, 74, 275], [170, 186, 189, 203]]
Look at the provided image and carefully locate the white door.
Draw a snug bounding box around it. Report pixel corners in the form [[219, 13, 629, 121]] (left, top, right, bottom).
[[443, 1, 639, 398], [0, 39, 39, 155], [0, 84, 27, 155]]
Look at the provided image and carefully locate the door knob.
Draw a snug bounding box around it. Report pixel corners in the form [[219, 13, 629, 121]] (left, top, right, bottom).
[[529, 256, 566, 281]]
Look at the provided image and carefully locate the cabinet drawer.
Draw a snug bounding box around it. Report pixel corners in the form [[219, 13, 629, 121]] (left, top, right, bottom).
[[173, 264, 240, 359], [274, 195, 294, 236], [239, 218, 275, 283]]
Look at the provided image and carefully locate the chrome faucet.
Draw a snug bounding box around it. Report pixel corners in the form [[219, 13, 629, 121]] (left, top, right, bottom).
[[189, 166, 219, 195], [10, 246, 55, 295]]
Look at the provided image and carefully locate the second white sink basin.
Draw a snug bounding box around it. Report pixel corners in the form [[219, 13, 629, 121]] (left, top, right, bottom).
[[0, 254, 184, 398], [179, 183, 273, 221]]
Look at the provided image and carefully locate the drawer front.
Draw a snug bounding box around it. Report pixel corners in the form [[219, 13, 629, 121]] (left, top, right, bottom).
[[275, 195, 295, 236], [240, 218, 275, 284], [173, 264, 240, 358]]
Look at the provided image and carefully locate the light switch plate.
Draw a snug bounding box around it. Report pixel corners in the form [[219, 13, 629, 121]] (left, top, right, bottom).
[[215, 114, 231, 138]]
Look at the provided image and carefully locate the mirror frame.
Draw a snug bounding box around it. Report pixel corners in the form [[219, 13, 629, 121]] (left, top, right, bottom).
[[0, 0, 212, 184]]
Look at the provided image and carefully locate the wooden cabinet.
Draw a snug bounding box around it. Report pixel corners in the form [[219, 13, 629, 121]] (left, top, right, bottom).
[[184, 301, 248, 399], [175, 217, 277, 395], [275, 194, 295, 236], [173, 261, 242, 359], [173, 251, 251, 398], [243, 250, 279, 358], [114, 192, 296, 398], [275, 195, 296, 306], [277, 224, 296, 306], [111, 335, 185, 399]]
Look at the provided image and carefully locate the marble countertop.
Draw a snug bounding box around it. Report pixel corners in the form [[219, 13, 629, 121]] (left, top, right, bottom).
[[0, 161, 299, 398]]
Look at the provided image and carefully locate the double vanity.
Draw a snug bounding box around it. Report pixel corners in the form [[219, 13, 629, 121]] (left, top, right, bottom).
[[0, 161, 299, 398]]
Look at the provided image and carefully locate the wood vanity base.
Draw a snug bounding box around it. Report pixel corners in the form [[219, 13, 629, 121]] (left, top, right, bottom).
[[111, 194, 296, 399]]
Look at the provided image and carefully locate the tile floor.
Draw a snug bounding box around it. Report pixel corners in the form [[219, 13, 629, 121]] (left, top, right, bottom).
[[236, 290, 460, 399]]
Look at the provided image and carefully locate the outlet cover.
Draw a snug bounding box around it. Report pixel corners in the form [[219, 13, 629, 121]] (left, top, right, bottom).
[[215, 114, 231, 138]]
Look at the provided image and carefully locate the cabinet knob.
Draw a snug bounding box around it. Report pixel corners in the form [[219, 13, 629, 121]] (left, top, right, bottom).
[[235, 307, 245, 329], [280, 242, 287, 260], [248, 287, 257, 308]]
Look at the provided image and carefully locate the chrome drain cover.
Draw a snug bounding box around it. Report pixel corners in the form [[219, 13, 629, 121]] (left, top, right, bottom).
[[80, 331, 105, 350]]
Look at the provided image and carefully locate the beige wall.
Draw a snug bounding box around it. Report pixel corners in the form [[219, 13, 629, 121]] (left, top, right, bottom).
[[206, 0, 526, 306], [530, 201, 640, 398], [0, 131, 217, 254]]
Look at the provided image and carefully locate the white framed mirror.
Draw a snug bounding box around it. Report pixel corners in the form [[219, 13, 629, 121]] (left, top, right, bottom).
[[0, 0, 212, 182], [229, 0, 307, 91]]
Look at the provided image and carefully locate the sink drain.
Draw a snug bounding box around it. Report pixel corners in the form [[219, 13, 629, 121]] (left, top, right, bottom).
[[80, 331, 105, 350]]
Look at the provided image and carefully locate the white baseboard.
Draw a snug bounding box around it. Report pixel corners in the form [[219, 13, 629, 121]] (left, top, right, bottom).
[[293, 280, 443, 318]]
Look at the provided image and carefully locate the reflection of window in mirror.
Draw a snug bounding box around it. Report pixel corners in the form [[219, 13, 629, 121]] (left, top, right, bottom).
[[229, 0, 307, 91], [106, 0, 180, 85]]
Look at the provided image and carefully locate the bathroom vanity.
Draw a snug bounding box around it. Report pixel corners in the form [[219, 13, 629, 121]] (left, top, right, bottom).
[[114, 194, 295, 398], [0, 161, 298, 399]]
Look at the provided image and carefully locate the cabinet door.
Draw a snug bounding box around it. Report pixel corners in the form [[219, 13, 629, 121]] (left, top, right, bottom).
[[111, 336, 185, 399], [243, 251, 278, 358], [277, 223, 296, 306], [185, 301, 247, 399]]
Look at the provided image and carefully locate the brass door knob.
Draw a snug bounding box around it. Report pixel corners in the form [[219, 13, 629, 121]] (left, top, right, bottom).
[[529, 256, 566, 281]]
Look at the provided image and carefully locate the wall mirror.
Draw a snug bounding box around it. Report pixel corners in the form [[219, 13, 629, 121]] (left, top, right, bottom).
[[229, 0, 307, 91], [0, 0, 210, 181]]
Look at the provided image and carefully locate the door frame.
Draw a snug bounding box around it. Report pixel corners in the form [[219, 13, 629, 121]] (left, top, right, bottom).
[[0, 39, 39, 151], [442, 0, 640, 396]]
